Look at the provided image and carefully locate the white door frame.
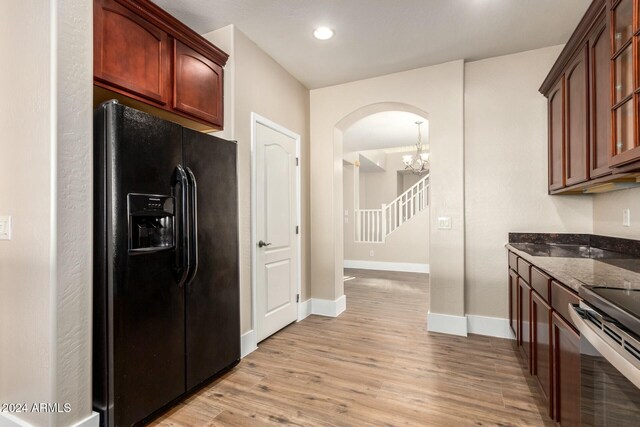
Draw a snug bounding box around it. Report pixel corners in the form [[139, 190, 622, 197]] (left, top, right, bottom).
[[250, 112, 302, 342]]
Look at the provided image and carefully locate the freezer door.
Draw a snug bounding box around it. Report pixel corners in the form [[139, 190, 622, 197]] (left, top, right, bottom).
[[94, 102, 186, 427], [183, 128, 240, 390]]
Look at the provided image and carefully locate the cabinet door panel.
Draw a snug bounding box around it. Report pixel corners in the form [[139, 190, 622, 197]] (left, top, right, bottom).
[[590, 19, 611, 177], [565, 46, 589, 186], [549, 78, 565, 191], [518, 278, 531, 371], [509, 269, 518, 340], [532, 291, 553, 417], [94, 0, 169, 104], [552, 312, 580, 427], [173, 40, 223, 127]]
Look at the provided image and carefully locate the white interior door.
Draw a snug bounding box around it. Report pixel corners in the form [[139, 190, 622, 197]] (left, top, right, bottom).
[[256, 121, 298, 343]]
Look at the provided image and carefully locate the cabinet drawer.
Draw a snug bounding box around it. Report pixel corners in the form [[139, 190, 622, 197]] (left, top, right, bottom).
[[518, 258, 532, 283], [531, 267, 552, 303], [509, 251, 519, 270], [551, 281, 580, 329]]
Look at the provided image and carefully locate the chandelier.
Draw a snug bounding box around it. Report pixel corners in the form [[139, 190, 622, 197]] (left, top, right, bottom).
[[402, 121, 429, 175]]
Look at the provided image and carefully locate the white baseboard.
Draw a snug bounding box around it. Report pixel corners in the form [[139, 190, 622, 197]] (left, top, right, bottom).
[[310, 295, 347, 317], [427, 312, 515, 340], [240, 329, 258, 358], [344, 260, 429, 273], [71, 412, 100, 427], [0, 408, 98, 427], [467, 315, 514, 340], [427, 312, 468, 337], [0, 413, 30, 427], [298, 298, 312, 321]]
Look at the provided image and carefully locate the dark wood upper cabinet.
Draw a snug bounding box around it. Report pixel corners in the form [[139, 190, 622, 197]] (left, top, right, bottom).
[[590, 18, 612, 177], [549, 78, 566, 191], [539, 1, 640, 192], [93, 0, 228, 131], [94, 0, 170, 105], [173, 40, 223, 128], [565, 46, 590, 186], [609, 0, 640, 167]]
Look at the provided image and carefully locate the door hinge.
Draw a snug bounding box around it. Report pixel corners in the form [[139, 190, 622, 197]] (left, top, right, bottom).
[[296, 294, 300, 303], [296, 157, 299, 166], [296, 225, 299, 235]]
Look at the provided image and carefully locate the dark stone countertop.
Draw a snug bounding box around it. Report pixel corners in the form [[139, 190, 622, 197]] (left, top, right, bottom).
[[506, 233, 640, 293]]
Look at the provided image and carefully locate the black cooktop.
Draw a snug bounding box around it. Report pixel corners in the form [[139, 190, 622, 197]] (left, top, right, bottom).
[[581, 286, 640, 338], [592, 287, 640, 317]]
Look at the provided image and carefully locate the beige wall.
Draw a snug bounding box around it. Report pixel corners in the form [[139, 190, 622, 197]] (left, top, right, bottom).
[[0, 0, 93, 425], [311, 61, 465, 315], [205, 25, 310, 334], [464, 45, 594, 319], [593, 187, 640, 238], [0, 3, 53, 424]]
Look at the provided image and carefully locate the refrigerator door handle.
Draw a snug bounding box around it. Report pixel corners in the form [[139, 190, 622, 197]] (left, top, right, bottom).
[[173, 165, 190, 286], [185, 167, 199, 285]]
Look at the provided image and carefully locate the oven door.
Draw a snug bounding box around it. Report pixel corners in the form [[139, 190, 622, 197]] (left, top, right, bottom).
[[570, 302, 640, 426]]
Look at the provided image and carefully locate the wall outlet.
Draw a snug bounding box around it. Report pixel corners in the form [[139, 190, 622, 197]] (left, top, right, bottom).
[[437, 216, 452, 230], [0, 216, 12, 240], [623, 208, 631, 227], [369, 250, 374, 257]]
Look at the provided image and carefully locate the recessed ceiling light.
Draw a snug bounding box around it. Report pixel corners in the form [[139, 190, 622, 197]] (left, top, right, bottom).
[[313, 27, 334, 40]]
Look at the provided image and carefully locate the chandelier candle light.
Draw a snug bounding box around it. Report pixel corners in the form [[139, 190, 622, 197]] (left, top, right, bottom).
[[403, 121, 429, 175]]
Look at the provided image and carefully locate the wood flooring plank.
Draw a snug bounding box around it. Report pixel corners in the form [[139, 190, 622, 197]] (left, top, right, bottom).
[[148, 268, 554, 426]]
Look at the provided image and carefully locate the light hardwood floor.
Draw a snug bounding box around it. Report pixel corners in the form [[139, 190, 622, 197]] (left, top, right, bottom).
[[150, 269, 555, 426]]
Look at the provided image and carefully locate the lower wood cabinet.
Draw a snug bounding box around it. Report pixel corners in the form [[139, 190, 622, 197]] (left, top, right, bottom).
[[552, 312, 581, 427], [509, 268, 518, 340], [518, 277, 532, 371], [532, 291, 554, 417], [508, 251, 582, 426]]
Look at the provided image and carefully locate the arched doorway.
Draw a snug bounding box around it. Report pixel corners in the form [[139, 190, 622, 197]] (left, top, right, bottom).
[[309, 62, 466, 335]]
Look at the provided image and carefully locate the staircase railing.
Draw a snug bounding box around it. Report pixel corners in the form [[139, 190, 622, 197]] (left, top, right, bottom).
[[354, 174, 429, 243]]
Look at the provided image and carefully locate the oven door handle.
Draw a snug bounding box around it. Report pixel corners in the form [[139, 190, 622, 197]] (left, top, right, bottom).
[[569, 303, 640, 389]]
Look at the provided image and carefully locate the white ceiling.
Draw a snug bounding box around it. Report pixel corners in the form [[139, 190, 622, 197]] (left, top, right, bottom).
[[343, 111, 428, 153], [154, 0, 591, 89]]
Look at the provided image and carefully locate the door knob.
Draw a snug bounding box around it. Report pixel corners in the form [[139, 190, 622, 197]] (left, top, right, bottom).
[[258, 240, 272, 248]]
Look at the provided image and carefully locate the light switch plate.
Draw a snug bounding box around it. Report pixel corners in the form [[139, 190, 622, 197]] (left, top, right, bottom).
[[0, 216, 11, 240], [437, 216, 452, 230], [623, 208, 631, 227]]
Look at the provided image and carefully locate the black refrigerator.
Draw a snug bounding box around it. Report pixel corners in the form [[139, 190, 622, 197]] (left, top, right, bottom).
[[93, 100, 240, 427]]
